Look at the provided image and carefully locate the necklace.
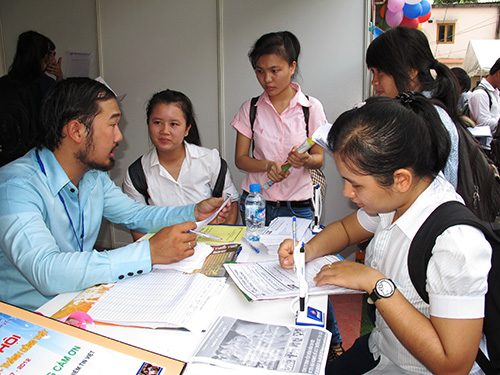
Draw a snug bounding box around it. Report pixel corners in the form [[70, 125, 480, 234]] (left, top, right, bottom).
[[36, 150, 85, 252]]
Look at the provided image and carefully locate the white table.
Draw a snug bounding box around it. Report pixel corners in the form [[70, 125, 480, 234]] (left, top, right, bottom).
[[37, 241, 327, 364]]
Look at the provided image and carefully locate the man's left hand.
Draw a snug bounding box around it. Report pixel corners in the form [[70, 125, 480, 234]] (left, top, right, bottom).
[[194, 197, 230, 223]]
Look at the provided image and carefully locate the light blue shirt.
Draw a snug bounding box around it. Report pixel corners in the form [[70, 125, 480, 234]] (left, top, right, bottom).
[[0, 148, 195, 310], [422, 91, 459, 189], [434, 105, 459, 189]]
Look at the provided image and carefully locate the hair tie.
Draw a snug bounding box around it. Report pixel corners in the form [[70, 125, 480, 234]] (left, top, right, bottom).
[[396, 92, 415, 106], [430, 59, 440, 70]]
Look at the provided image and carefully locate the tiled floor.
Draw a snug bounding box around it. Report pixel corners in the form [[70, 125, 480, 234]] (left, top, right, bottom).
[[329, 293, 363, 350]]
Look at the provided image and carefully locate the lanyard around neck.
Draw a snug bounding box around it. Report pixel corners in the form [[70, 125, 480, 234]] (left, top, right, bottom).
[[35, 150, 85, 252]]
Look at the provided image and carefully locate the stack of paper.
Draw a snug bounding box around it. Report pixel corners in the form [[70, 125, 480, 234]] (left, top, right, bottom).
[[311, 122, 332, 150], [259, 217, 312, 254], [223, 255, 358, 301], [55, 269, 229, 332], [188, 316, 330, 374]]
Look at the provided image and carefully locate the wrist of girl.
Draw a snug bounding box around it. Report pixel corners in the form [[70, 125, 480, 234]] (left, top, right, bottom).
[[309, 154, 316, 169]]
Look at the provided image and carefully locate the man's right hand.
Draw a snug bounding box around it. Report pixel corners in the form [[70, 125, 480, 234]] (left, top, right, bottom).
[[149, 222, 197, 264]]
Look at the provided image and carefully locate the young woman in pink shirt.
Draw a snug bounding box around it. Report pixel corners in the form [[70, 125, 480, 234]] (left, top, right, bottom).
[[231, 31, 327, 226], [231, 31, 343, 361]]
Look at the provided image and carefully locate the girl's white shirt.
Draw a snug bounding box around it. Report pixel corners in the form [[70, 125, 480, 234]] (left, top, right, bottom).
[[123, 142, 240, 207], [358, 172, 491, 374]]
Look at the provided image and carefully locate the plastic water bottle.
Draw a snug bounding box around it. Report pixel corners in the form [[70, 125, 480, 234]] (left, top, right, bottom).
[[245, 184, 266, 241]]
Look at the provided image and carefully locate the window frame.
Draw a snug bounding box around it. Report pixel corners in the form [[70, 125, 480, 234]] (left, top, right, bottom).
[[437, 22, 455, 44]]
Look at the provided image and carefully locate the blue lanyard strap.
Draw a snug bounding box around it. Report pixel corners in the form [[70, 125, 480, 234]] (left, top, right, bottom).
[[35, 150, 85, 252]]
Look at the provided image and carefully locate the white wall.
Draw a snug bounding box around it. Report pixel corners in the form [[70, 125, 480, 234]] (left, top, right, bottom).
[[0, 0, 100, 79], [0, 0, 369, 258]]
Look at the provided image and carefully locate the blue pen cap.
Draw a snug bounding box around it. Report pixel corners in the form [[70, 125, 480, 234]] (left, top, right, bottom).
[[249, 184, 261, 193]]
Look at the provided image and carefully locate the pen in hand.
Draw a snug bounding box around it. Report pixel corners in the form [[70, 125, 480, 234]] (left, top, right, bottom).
[[297, 243, 307, 312], [187, 230, 222, 240]]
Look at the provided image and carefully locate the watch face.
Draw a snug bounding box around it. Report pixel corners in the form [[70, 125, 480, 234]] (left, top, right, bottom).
[[376, 279, 395, 298]]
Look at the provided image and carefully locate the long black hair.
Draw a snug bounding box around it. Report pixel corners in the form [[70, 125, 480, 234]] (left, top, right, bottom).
[[8, 30, 55, 83], [146, 89, 201, 146], [366, 27, 463, 126], [328, 93, 450, 186]]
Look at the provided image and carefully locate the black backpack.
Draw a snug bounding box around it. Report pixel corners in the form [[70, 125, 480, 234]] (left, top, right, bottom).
[[408, 201, 500, 374], [455, 119, 500, 222], [0, 75, 37, 167], [128, 155, 228, 205]]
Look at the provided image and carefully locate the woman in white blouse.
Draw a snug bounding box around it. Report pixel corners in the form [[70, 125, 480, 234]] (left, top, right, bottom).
[[123, 89, 239, 240], [279, 93, 491, 375]]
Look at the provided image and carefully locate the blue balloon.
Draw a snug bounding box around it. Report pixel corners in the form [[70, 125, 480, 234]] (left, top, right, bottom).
[[403, 2, 422, 19], [420, 0, 431, 16]]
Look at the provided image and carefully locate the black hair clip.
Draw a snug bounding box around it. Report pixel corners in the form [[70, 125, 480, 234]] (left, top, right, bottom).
[[396, 92, 415, 106]]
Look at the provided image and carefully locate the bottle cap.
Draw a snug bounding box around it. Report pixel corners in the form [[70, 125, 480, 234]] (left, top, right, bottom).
[[249, 184, 261, 193]]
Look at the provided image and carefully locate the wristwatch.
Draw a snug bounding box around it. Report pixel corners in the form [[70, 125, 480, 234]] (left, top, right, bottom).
[[368, 278, 396, 303]]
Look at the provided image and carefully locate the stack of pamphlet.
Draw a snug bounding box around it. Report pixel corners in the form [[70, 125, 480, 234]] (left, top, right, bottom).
[[260, 217, 312, 254], [187, 316, 331, 374]]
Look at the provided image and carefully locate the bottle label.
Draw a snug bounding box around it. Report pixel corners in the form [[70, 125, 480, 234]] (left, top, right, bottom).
[[256, 207, 265, 220]]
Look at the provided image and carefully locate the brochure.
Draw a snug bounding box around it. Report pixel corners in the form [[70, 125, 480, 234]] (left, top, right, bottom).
[[190, 316, 330, 374], [0, 301, 185, 375]]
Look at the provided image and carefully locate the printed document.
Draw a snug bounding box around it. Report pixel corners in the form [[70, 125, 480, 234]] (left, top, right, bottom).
[[224, 255, 358, 301], [87, 269, 228, 331], [0, 302, 185, 375], [189, 316, 330, 374], [260, 217, 312, 254]]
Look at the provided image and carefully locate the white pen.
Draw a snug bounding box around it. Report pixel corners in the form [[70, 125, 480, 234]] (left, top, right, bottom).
[[297, 243, 307, 312], [188, 230, 222, 240]]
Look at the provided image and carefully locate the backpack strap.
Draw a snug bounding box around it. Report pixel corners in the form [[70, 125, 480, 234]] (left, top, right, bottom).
[[128, 156, 150, 205], [408, 200, 500, 374], [212, 157, 227, 198], [474, 84, 493, 110], [303, 96, 310, 136], [476, 350, 498, 375], [249, 96, 259, 132], [408, 200, 498, 302]]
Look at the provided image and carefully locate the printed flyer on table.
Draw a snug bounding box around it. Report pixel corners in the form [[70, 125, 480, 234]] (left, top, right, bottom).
[[0, 311, 165, 375]]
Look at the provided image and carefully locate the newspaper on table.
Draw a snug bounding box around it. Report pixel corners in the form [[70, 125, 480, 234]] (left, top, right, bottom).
[[223, 255, 359, 301], [189, 316, 331, 375]]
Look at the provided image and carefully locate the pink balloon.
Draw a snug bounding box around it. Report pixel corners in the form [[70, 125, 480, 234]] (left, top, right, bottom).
[[388, 0, 405, 13], [385, 9, 404, 28]]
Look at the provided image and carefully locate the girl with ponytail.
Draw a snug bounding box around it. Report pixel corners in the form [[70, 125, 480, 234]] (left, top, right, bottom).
[[366, 26, 460, 189], [278, 93, 491, 375]]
